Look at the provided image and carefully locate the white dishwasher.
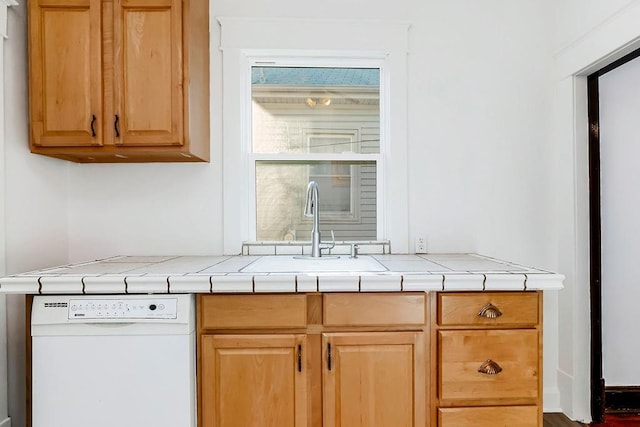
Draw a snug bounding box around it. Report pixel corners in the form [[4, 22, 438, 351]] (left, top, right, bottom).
[[31, 294, 196, 427]]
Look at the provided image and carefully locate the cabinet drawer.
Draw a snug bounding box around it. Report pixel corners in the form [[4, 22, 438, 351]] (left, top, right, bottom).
[[324, 293, 425, 326], [199, 294, 307, 329], [438, 292, 538, 326], [438, 406, 538, 427], [439, 330, 539, 402]]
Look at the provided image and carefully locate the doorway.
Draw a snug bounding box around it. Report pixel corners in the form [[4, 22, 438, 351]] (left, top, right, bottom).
[[588, 48, 640, 422]]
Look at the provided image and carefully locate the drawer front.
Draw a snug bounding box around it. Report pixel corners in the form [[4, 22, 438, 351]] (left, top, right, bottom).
[[438, 406, 539, 427], [324, 293, 425, 326], [199, 294, 307, 329], [438, 292, 539, 326], [439, 329, 539, 402]]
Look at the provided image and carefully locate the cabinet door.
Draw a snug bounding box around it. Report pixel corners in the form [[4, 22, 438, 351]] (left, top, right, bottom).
[[201, 334, 307, 427], [29, 0, 103, 147], [112, 0, 184, 147], [323, 332, 426, 427]]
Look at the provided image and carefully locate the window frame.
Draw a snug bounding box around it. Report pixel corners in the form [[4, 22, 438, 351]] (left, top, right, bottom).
[[219, 18, 410, 255]]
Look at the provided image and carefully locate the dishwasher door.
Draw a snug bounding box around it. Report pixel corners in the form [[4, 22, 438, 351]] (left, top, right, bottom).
[[31, 294, 196, 427]]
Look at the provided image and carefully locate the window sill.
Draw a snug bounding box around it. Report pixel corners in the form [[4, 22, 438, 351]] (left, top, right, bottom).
[[242, 240, 391, 256]]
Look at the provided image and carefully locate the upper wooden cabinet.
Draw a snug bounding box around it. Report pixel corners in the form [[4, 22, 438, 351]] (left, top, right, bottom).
[[28, 0, 209, 162]]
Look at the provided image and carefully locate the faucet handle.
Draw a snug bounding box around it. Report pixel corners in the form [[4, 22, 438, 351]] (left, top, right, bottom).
[[349, 244, 359, 259], [320, 230, 336, 253]]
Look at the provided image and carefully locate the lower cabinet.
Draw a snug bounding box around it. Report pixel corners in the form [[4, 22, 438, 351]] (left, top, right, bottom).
[[198, 293, 427, 427], [433, 291, 542, 427], [200, 334, 307, 427], [198, 291, 542, 427], [323, 332, 426, 427]]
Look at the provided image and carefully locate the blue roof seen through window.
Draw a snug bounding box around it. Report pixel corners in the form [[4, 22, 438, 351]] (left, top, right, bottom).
[[252, 67, 379, 86]]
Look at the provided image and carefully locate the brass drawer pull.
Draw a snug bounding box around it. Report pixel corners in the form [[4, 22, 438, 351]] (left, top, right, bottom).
[[477, 303, 502, 319], [478, 359, 503, 375]]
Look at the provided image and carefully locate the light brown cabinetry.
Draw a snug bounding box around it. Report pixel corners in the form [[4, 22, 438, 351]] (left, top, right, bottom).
[[432, 291, 542, 427], [197, 293, 427, 427], [198, 291, 542, 427], [201, 334, 307, 427], [323, 332, 425, 427], [28, 0, 209, 162]]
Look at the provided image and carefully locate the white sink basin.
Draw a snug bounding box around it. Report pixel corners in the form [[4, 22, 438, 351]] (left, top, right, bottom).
[[241, 255, 387, 273]]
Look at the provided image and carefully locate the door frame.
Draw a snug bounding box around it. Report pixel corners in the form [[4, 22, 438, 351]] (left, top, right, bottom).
[[588, 47, 640, 423]]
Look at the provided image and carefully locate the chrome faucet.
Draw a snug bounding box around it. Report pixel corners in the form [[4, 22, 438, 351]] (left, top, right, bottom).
[[304, 181, 335, 257]]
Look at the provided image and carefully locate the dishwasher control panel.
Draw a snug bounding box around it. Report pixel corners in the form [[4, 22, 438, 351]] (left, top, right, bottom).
[[68, 298, 178, 320]]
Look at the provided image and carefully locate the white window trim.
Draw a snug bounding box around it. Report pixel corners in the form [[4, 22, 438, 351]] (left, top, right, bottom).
[[219, 17, 410, 255]]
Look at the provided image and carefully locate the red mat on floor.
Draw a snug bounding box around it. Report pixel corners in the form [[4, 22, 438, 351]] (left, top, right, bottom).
[[592, 415, 640, 426]]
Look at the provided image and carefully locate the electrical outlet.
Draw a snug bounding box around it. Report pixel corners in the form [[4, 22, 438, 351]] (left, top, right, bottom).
[[415, 235, 427, 254]]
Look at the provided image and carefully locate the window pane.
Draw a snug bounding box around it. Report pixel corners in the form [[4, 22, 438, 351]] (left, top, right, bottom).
[[255, 161, 377, 241], [251, 67, 380, 154]]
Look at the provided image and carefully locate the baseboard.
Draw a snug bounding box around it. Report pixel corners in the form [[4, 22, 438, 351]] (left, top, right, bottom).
[[544, 385, 562, 412], [0, 416, 11, 427], [605, 386, 640, 414]]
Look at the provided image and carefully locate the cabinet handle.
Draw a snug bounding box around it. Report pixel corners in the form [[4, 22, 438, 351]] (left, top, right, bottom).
[[478, 359, 503, 375], [477, 303, 502, 319], [297, 344, 302, 372], [114, 115, 120, 137], [327, 343, 332, 371], [90, 114, 96, 137]]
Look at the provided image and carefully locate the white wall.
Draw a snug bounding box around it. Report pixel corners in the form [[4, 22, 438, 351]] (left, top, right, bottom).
[[66, 5, 555, 255], [3, 2, 69, 426], [0, 1, 12, 424], [599, 56, 640, 386], [548, 0, 640, 422]]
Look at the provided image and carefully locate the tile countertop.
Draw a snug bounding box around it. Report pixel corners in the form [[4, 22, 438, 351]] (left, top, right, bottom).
[[0, 253, 564, 294]]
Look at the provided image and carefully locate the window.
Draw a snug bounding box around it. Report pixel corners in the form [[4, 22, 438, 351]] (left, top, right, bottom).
[[251, 66, 380, 241], [219, 18, 409, 254]]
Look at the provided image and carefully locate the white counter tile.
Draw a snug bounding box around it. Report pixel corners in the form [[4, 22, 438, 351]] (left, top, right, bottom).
[[484, 274, 526, 291], [42, 262, 157, 275], [422, 254, 528, 272], [296, 275, 318, 292], [0, 254, 565, 294], [379, 260, 447, 272], [275, 245, 304, 256], [83, 276, 127, 293], [318, 275, 360, 292], [106, 256, 176, 263], [374, 254, 425, 261], [39, 276, 84, 294], [442, 274, 485, 291], [126, 276, 169, 293], [360, 274, 401, 292], [402, 274, 444, 291], [247, 246, 277, 256], [0, 276, 41, 293], [211, 274, 254, 293], [126, 256, 230, 274], [525, 273, 565, 290], [201, 257, 260, 273], [254, 275, 296, 292], [356, 244, 385, 255], [169, 275, 212, 293]]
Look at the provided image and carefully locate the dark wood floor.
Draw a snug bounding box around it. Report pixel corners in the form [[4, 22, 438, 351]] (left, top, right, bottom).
[[544, 413, 587, 427]]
